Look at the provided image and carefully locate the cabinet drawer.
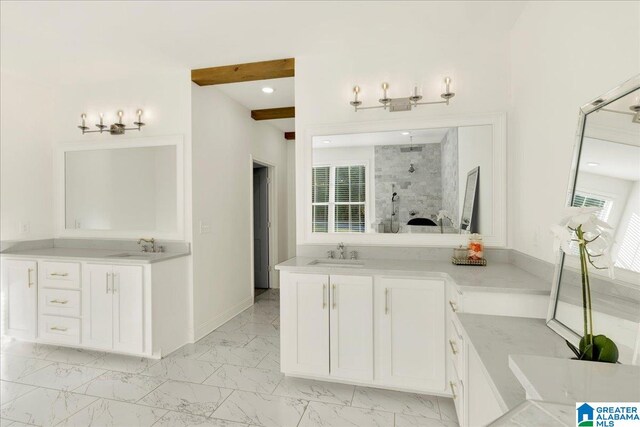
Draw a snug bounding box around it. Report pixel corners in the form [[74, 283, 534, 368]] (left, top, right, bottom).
[[39, 288, 80, 317], [39, 315, 80, 344], [448, 318, 465, 378], [39, 261, 80, 289]]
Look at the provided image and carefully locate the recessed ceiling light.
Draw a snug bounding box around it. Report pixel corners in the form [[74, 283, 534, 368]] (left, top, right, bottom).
[[323, 140, 331, 144], [587, 162, 600, 167], [401, 131, 410, 135], [262, 87, 275, 94]]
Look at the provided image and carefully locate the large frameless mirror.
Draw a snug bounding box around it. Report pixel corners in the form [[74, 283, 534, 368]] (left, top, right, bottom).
[[547, 76, 640, 365], [311, 125, 493, 235], [58, 136, 184, 239]]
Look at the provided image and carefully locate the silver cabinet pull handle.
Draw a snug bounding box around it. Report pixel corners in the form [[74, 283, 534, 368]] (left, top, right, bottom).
[[385, 288, 389, 315], [322, 284, 327, 309], [50, 299, 69, 305], [332, 284, 336, 309], [27, 268, 34, 288], [106, 272, 110, 293], [449, 300, 457, 312], [50, 272, 69, 277], [449, 381, 457, 399], [50, 326, 68, 332], [449, 339, 458, 355]]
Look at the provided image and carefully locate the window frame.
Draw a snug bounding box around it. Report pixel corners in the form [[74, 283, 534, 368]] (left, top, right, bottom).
[[312, 161, 369, 233]]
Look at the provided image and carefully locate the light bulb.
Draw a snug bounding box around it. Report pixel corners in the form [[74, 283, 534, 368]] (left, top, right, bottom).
[[445, 77, 451, 85], [118, 110, 123, 117], [382, 82, 389, 90], [137, 109, 143, 117], [353, 85, 360, 94], [81, 113, 86, 120]]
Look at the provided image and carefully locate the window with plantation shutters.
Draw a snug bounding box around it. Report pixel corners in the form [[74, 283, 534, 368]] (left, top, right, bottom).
[[312, 167, 330, 232], [572, 192, 612, 222], [312, 164, 366, 233]]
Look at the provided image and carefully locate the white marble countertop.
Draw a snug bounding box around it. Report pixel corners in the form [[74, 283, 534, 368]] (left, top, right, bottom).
[[489, 400, 574, 426], [0, 247, 190, 264], [509, 354, 640, 405], [276, 257, 551, 295], [456, 313, 572, 411]]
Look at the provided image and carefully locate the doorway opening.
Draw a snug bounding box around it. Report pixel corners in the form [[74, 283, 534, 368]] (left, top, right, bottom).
[[252, 161, 272, 297]]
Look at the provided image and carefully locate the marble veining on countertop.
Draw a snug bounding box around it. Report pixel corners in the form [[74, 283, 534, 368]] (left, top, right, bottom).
[[509, 354, 640, 405], [456, 313, 572, 411], [276, 256, 551, 294], [0, 247, 189, 264]]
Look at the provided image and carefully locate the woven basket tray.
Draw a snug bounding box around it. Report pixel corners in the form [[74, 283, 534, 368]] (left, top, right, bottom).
[[451, 257, 487, 266]]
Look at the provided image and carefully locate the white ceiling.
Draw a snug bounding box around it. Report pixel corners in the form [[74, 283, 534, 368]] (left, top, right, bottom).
[[313, 128, 451, 149], [0, 2, 526, 83], [216, 77, 295, 132], [579, 137, 640, 182]]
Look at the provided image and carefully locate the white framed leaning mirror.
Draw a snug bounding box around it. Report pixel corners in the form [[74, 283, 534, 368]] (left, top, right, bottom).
[[55, 135, 185, 240], [547, 75, 640, 365], [299, 113, 507, 247]]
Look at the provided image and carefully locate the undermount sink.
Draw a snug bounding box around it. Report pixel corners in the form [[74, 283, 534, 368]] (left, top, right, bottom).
[[107, 252, 157, 258], [308, 259, 364, 268]]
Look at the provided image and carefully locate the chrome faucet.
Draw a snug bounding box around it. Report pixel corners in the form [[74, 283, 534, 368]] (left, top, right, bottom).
[[137, 238, 164, 253], [337, 242, 346, 260]]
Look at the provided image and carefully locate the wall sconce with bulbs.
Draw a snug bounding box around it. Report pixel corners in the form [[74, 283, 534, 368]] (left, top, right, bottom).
[[77, 109, 145, 135], [350, 77, 455, 112]]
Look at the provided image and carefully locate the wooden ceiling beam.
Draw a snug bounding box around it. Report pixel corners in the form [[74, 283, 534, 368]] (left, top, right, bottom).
[[191, 58, 295, 86], [284, 132, 295, 140], [251, 106, 295, 121]]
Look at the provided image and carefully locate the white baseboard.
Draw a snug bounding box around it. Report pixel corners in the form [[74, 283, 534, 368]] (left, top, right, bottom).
[[194, 296, 253, 341]]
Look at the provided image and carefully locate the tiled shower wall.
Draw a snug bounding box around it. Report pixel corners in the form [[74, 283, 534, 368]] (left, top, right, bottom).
[[440, 129, 459, 227], [374, 143, 442, 228]]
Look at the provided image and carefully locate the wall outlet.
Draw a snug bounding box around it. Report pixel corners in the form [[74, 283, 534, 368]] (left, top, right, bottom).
[[18, 221, 30, 234], [199, 220, 212, 234]]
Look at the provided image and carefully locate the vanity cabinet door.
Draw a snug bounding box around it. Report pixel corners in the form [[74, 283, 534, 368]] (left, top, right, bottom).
[[376, 277, 446, 392], [1, 260, 37, 340], [329, 274, 373, 381], [112, 265, 144, 354], [82, 264, 114, 349], [281, 272, 330, 376]]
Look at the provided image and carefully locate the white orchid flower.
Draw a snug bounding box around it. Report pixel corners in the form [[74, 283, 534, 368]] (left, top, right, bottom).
[[559, 206, 612, 230], [550, 224, 573, 254]]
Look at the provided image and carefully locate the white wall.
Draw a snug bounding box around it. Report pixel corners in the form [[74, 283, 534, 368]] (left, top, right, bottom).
[[294, 24, 512, 246], [0, 72, 55, 241], [509, 1, 640, 263], [191, 84, 289, 340], [287, 140, 297, 258]]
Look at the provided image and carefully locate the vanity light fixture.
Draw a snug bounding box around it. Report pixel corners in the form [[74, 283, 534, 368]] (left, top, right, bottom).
[[77, 109, 145, 135], [349, 77, 456, 112], [262, 87, 275, 94]]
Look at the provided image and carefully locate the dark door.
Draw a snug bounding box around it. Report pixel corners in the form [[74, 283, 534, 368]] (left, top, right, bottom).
[[253, 166, 270, 289]]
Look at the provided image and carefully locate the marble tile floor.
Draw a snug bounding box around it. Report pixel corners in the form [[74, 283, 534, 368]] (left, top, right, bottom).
[[0, 289, 458, 427]]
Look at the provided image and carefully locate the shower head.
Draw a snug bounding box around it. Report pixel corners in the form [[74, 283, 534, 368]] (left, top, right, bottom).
[[392, 192, 399, 202], [408, 163, 416, 173]]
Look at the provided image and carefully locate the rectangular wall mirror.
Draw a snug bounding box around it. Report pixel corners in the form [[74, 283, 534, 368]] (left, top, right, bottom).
[[56, 136, 184, 239], [547, 76, 640, 365], [302, 114, 506, 246]]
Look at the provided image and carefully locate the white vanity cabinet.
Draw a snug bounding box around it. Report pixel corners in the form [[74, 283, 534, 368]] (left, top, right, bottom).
[[376, 277, 446, 392], [281, 272, 330, 375], [1, 259, 38, 340], [281, 272, 374, 380], [82, 264, 144, 354], [1, 254, 190, 359], [281, 271, 445, 394]]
